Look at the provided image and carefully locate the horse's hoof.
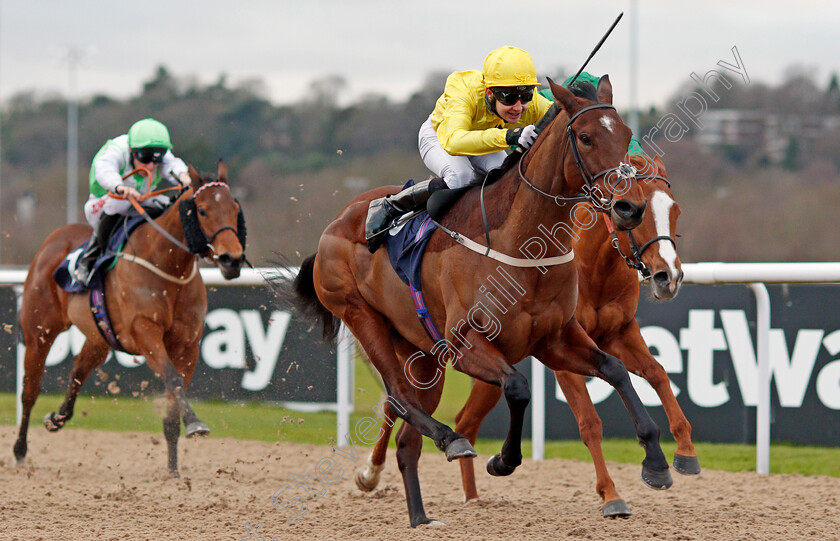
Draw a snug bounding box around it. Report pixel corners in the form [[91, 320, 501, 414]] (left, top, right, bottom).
[[412, 517, 445, 528], [354, 468, 379, 492], [486, 454, 518, 477], [641, 465, 673, 490], [43, 412, 65, 432], [444, 438, 476, 462], [185, 421, 210, 438], [673, 453, 701, 475], [169, 470, 180, 479], [602, 499, 633, 518]]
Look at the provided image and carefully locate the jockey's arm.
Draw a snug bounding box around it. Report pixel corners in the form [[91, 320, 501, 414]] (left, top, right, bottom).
[[92, 142, 131, 194], [436, 96, 510, 156], [160, 152, 189, 185]]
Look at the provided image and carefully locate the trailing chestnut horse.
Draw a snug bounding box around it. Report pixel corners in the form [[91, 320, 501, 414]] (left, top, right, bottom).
[[284, 76, 673, 527], [13, 161, 246, 476], [356, 153, 698, 518]]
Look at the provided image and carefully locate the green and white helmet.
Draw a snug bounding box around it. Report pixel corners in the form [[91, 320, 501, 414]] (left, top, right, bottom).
[[127, 118, 173, 149]]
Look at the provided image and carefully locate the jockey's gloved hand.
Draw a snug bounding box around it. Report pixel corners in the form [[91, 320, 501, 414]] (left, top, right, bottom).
[[178, 171, 191, 186], [116, 185, 141, 199], [506, 125, 538, 149]]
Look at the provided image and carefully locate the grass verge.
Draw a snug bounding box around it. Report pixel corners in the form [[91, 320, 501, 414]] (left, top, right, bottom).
[[2, 361, 838, 478]]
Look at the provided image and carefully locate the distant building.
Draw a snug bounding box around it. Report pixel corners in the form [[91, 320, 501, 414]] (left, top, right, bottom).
[[696, 109, 840, 163]]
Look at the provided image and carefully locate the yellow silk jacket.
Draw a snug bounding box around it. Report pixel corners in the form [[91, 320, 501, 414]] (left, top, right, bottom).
[[429, 70, 554, 156]]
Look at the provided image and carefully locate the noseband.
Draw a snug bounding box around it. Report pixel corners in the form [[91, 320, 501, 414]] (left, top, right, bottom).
[[518, 103, 636, 211]]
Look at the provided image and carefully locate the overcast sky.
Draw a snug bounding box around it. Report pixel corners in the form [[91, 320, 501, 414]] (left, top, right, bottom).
[[1, 1, 838, 111]]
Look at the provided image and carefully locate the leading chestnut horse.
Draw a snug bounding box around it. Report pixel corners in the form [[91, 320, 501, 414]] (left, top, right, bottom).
[[284, 76, 673, 527], [357, 153, 699, 518], [13, 161, 246, 477]]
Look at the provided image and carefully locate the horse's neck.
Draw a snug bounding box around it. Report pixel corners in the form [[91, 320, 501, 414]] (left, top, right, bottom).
[[575, 217, 638, 302], [135, 206, 195, 275], [493, 133, 576, 253]]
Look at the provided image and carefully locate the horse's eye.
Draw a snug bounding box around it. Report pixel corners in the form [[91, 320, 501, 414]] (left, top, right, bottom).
[[579, 133, 592, 146], [197, 207, 208, 217]]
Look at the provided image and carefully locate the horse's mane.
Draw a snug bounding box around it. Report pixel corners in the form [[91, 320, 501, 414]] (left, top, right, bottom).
[[566, 80, 599, 102]]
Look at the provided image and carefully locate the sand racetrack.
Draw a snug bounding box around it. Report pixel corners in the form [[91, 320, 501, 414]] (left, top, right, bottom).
[[1, 426, 838, 540]]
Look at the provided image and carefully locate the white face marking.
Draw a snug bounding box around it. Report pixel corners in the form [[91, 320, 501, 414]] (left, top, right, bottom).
[[214, 192, 222, 202], [599, 115, 615, 133], [651, 190, 678, 277]]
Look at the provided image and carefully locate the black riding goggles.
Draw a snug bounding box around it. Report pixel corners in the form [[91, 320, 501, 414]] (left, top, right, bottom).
[[132, 147, 167, 164], [491, 86, 535, 106]]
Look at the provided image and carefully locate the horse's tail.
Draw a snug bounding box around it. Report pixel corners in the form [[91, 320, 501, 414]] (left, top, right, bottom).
[[269, 253, 340, 343]]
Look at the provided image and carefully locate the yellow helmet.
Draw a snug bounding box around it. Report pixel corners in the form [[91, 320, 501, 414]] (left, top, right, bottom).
[[482, 46, 540, 88]]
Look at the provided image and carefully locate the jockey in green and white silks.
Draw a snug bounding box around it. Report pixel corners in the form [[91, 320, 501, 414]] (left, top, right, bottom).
[[83, 118, 189, 226], [74, 118, 191, 286]]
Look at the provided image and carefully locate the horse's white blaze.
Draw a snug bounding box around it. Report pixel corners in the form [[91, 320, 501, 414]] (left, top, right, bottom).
[[651, 190, 678, 278], [600, 116, 615, 133]]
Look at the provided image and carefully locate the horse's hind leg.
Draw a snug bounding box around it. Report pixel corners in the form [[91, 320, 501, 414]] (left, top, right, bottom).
[[355, 404, 393, 492], [44, 340, 110, 432], [555, 371, 631, 518], [603, 322, 700, 475], [14, 310, 68, 465], [537, 318, 672, 490], [393, 359, 447, 528], [453, 380, 502, 502]]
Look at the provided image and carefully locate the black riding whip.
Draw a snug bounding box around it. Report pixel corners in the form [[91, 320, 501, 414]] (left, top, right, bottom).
[[566, 12, 624, 87]]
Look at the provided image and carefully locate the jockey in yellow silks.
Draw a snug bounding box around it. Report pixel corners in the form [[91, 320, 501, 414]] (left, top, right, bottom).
[[366, 46, 553, 249]]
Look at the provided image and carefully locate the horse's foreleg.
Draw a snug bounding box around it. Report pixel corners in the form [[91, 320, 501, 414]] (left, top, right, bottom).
[[537, 318, 672, 490], [136, 325, 206, 475], [45, 340, 110, 432], [170, 342, 207, 438], [450, 329, 529, 478], [453, 380, 502, 501], [555, 371, 632, 517], [163, 391, 181, 477], [341, 299, 471, 459], [602, 322, 700, 475]]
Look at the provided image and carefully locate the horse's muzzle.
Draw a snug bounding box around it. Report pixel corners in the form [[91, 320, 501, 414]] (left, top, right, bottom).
[[611, 200, 646, 231], [217, 253, 245, 280], [650, 268, 683, 300]]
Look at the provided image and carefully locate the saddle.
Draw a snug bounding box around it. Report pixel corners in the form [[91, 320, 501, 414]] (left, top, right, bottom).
[[52, 214, 148, 352]]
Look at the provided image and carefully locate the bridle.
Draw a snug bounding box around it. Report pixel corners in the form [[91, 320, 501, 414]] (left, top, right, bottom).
[[191, 181, 241, 248], [110, 169, 246, 263], [604, 173, 676, 279], [517, 103, 637, 211]]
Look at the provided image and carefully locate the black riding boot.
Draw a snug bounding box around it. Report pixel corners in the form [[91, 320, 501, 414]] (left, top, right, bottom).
[[73, 213, 121, 286], [365, 177, 446, 253]]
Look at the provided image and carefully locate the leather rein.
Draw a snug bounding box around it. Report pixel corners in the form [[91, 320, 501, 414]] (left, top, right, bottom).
[[107, 169, 243, 280], [518, 103, 637, 210]]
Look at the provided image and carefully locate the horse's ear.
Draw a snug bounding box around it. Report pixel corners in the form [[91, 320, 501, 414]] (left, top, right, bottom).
[[652, 153, 667, 176], [547, 76, 579, 116], [596, 74, 613, 105], [188, 165, 202, 187], [217, 159, 228, 183]]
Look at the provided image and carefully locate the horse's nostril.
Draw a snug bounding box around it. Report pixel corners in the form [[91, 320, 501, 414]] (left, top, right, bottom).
[[613, 201, 634, 218], [653, 271, 671, 286]]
